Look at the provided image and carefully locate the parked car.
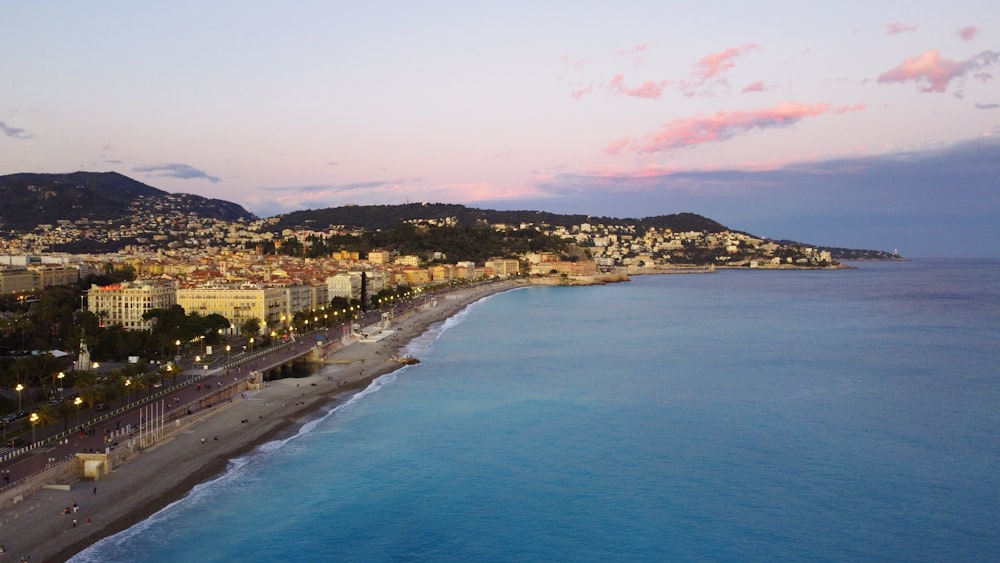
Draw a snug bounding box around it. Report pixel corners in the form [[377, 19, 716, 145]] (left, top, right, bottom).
[[7, 437, 28, 448]]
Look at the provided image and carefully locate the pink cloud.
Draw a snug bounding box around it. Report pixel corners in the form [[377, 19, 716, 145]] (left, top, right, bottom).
[[559, 54, 588, 70], [693, 44, 760, 82], [886, 22, 919, 35], [608, 73, 670, 99], [616, 43, 649, 55], [742, 81, 767, 93], [615, 43, 651, 65], [877, 50, 1000, 93], [604, 137, 630, 155], [679, 44, 760, 96], [958, 26, 980, 41], [613, 101, 864, 154], [571, 84, 593, 100]]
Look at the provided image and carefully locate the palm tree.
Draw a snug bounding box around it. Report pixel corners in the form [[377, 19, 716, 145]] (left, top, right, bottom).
[[54, 400, 75, 432], [29, 406, 56, 443], [73, 371, 98, 402]]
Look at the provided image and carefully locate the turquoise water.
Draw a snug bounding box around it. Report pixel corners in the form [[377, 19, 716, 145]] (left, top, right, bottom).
[[73, 259, 1000, 562]]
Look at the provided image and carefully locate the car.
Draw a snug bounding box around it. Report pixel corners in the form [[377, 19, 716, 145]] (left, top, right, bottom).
[[7, 437, 28, 448], [95, 403, 107, 411]]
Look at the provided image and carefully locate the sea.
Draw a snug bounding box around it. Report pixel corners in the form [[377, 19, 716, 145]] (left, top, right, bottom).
[[72, 258, 1000, 562]]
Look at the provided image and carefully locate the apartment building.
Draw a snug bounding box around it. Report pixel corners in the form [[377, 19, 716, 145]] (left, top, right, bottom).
[[87, 280, 178, 330], [176, 285, 288, 335]]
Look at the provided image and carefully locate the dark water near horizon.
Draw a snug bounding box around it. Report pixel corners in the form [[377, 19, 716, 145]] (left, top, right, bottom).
[[73, 258, 1000, 562]]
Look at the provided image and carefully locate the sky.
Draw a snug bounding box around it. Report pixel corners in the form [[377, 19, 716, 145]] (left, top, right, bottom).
[[2, 1, 998, 257]]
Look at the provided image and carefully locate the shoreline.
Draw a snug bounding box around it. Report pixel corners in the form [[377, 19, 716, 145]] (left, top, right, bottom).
[[1, 280, 521, 562]]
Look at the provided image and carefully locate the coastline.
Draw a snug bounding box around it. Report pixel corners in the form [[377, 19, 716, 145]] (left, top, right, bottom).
[[0, 280, 521, 562]]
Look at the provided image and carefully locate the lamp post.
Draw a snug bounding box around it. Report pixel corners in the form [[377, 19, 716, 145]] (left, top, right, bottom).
[[15, 383, 23, 413], [249, 337, 254, 354], [200, 335, 206, 354], [125, 378, 131, 405], [226, 344, 231, 363], [57, 371, 65, 392], [175, 339, 181, 360], [74, 396, 83, 428], [29, 412, 38, 444]]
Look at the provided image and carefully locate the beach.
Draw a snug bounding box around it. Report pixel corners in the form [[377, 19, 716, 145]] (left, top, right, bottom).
[[0, 281, 520, 562]]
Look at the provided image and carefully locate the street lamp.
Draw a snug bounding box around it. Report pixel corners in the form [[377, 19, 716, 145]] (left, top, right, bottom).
[[74, 396, 83, 428], [226, 344, 231, 363], [125, 378, 131, 404], [57, 371, 65, 392], [175, 339, 181, 359], [249, 337, 254, 354], [29, 412, 38, 444], [15, 383, 23, 413]]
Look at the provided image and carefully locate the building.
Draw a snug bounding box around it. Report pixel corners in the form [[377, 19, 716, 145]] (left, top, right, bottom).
[[0, 268, 36, 294], [31, 265, 79, 289], [367, 250, 390, 265], [87, 280, 178, 331], [176, 285, 289, 335], [484, 259, 520, 277], [327, 272, 363, 300]]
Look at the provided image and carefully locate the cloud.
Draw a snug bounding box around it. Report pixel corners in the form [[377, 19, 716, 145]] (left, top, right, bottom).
[[571, 84, 593, 100], [0, 121, 32, 139], [975, 102, 999, 109], [608, 73, 670, 99], [957, 26, 980, 41], [604, 137, 630, 156], [522, 137, 1000, 256], [244, 178, 543, 217], [559, 54, 588, 70], [133, 163, 221, 183], [615, 43, 651, 65], [680, 44, 760, 96], [742, 81, 767, 93], [886, 22, 919, 35], [877, 50, 1000, 93], [611, 101, 864, 155]]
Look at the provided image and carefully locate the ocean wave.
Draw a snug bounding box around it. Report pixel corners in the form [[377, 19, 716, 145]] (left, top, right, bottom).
[[402, 289, 507, 356]]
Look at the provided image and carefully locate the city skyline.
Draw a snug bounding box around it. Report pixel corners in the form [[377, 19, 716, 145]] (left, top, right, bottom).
[[2, 2, 998, 257]]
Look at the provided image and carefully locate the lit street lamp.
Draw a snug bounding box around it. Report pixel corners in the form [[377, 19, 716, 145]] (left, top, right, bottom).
[[57, 371, 65, 392], [74, 396, 83, 428], [15, 383, 24, 413], [249, 337, 255, 354], [125, 378, 132, 404], [226, 344, 231, 363], [29, 412, 39, 444], [175, 339, 181, 359]]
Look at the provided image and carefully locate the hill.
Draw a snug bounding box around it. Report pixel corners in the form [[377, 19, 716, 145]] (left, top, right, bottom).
[[268, 203, 730, 234], [0, 171, 256, 231]]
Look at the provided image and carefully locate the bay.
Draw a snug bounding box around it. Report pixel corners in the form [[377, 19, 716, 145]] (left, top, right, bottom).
[[73, 259, 1000, 562]]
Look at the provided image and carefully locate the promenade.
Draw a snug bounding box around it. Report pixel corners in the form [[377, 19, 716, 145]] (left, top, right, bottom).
[[0, 280, 518, 561]]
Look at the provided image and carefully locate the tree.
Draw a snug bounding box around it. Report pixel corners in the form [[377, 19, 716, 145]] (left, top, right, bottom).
[[240, 318, 261, 338], [54, 400, 75, 432], [29, 406, 56, 442]]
